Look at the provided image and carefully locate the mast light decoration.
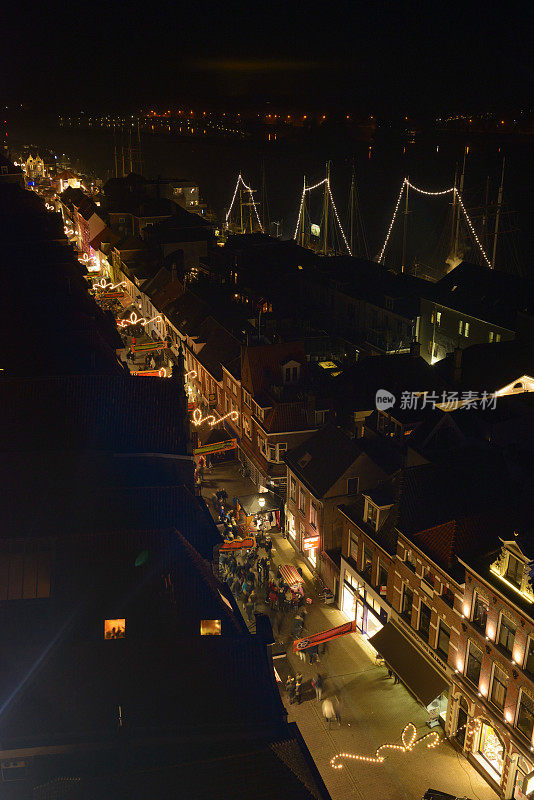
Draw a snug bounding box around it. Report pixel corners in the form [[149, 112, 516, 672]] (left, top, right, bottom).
[[378, 178, 491, 268], [226, 174, 264, 233], [293, 177, 352, 256]]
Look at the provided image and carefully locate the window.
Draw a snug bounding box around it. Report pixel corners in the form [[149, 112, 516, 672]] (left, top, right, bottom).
[[243, 415, 251, 440], [314, 410, 326, 426], [105, 619, 125, 639], [490, 664, 507, 711], [347, 477, 358, 495], [232, 383, 237, 396], [405, 551, 416, 573], [289, 476, 296, 502], [471, 592, 488, 633], [299, 488, 306, 514], [366, 502, 378, 529], [401, 585, 413, 623], [362, 547, 373, 582], [277, 443, 287, 462], [442, 585, 455, 609], [422, 567, 435, 588], [489, 331, 494, 343], [496, 333, 501, 343], [497, 615, 516, 655], [259, 436, 267, 456], [505, 554, 523, 588], [436, 311, 441, 325], [349, 530, 359, 561], [268, 444, 277, 462], [225, 396, 230, 413], [436, 621, 451, 660], [377, 562, 388, 593], [465, 641, 483, 687], [459, 319, 464, 335], [524, 637, 534, 677], [419, 602, 431, 641], [516, 691, 534, 742], [200, 620, 221, 635], [243, 389, 251, 408], [310, 501, 318, 529]]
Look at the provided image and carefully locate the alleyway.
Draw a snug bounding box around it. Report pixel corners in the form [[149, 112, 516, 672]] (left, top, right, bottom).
[[203, 461, 499, 800]]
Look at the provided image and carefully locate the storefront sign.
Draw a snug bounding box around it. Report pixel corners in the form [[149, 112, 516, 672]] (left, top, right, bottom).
[[293, 620, 358, 653], [193, 439, 237, 456], [220, 537, 256, 551], [302, 536, 320, 550], [380, 585, 387, 596]]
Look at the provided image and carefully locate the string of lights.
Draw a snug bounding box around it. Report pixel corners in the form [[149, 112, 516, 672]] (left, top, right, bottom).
[[331, 716, 483, 770], [94, 278, 126, 292], [185, 370, 197, 380], [192, 408, 239, 428], [293, 177, 351, 256], [378, 180, 407, 263], [116, 311, 163, 329], [378, 179, 492, 267], [327, 181, 352, 256], [225, 174, 264, 233]]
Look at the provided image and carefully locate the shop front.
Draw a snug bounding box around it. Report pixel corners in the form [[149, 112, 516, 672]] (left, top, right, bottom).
[[473, 721, 505, 786], [340, 564, 388, 637], [513, 755, 534, 800]]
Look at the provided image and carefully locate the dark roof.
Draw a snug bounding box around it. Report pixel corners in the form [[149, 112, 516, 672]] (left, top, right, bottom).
[[332, 353, 446, 413], [263, 402, 314, 433], [0, 375, 189, 454], [434, 338, 534, 392], [284, 424, 360, 497], [242, 341, 307, 396], [166, 289, 211, 336], [195, 317, 242, 381], [425, 261, 534, 329]]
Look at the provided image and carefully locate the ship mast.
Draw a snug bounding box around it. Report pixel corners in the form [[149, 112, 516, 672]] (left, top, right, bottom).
[[491, 157, 505, 270]]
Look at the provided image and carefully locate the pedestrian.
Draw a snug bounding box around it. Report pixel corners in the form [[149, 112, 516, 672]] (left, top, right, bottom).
[[322, 698, 335, 729], [393, 673, 399, 684], [311, 673, 324, 701], [333, 695, 342, 725], [245, 596, 254, 621], [295, 673, 303, 704], [265, 537, 273, 557], [286, 676, 296, 704], [387, 667, 393, 680]]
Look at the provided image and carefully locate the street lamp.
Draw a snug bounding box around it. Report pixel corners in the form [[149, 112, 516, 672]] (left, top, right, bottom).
[[258, 496, 266, 509]]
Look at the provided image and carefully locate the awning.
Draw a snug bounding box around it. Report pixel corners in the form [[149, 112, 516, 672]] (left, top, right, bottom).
[[279, 564, 304, 587], [368, 622, 447, 707], [237, 491, 283, 516]]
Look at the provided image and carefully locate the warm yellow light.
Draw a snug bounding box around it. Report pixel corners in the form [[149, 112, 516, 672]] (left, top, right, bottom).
[[105, 619, 125, 639], [201, 619, 221, 635]]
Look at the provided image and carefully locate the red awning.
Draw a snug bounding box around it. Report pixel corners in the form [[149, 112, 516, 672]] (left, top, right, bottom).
[[279, 564, 304, 587]]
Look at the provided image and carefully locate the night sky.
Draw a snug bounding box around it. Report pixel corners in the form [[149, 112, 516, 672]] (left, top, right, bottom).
[[3, 0, 532, 114]]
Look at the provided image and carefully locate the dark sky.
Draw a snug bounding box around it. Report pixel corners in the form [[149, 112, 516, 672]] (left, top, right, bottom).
[[3, 0, 532, 114]]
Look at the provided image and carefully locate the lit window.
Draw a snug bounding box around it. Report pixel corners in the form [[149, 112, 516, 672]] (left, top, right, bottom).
[[505, 554, 523, 588], [299, 488, 306, 514], [459, 320, 464, 335], [201, 620, 221, 635], [436, 311, 441, 325], [465, 641, 483, 687], [310, 501, 318, 529], [366, 502, 378, 529], [497, 615, 516, 655], [516, 691, 534, 741], [490, 664, 507, 710], [105, 619, 125, 639]]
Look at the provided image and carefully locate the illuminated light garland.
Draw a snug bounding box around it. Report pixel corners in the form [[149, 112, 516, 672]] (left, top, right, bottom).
[[378, 180, 407, 264], [225, 174, 264, 233], [192, 408, 239, 427], [331, 717, 483, 770], [94, 279, 126, 292], [378, 179, 492, 267], [185, 370, 197, 379], [293, 177, 352, 256], [116, 311, 163, 329]]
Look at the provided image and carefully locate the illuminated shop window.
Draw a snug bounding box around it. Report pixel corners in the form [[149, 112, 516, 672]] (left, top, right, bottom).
[[200, 620, 221, 636], [477, 722, 504, 778], [105, 619, 125, 639]]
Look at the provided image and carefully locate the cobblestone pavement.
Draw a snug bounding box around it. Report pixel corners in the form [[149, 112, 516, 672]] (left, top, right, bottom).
[[203, 461, 499, 800]]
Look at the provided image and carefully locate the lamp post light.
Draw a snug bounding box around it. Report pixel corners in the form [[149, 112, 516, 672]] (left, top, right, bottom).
[[258, 495, 266, 542]]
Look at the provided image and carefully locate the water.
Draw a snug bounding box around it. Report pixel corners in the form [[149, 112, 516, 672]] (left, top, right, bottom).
[[10, 114, 534, 276]]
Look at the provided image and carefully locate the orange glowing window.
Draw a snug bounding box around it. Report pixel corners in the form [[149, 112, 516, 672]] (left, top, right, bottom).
[[105, 619, 125, 639], [200, 620, 221, 636]]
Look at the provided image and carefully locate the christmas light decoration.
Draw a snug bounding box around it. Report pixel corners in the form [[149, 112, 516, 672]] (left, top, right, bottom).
[[185, 370, 197, 379], [131, 367, 168, 377], [192, 409, 239, 428], [226, 174, 264, 232], [116, 311, 162, 329], [94, 278, 126, 292], [378, 179, 491, 267], [331, 717, 483, 770]]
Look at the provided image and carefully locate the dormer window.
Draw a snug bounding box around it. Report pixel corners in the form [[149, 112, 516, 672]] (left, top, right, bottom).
[[283, 360, 300, 384], [366, 501, 378, 529], [505, 554, 523, 588]]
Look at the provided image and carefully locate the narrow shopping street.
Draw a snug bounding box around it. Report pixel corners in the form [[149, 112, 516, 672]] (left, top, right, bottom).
[[203, 460, 499, 800]]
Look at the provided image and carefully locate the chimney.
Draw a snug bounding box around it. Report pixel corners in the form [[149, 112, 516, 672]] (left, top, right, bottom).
[[453, 346, 463, 384], [410, 340, 420, 358]]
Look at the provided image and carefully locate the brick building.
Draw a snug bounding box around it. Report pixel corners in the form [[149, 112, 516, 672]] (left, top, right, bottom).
[[451, 533, 534, 798]]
